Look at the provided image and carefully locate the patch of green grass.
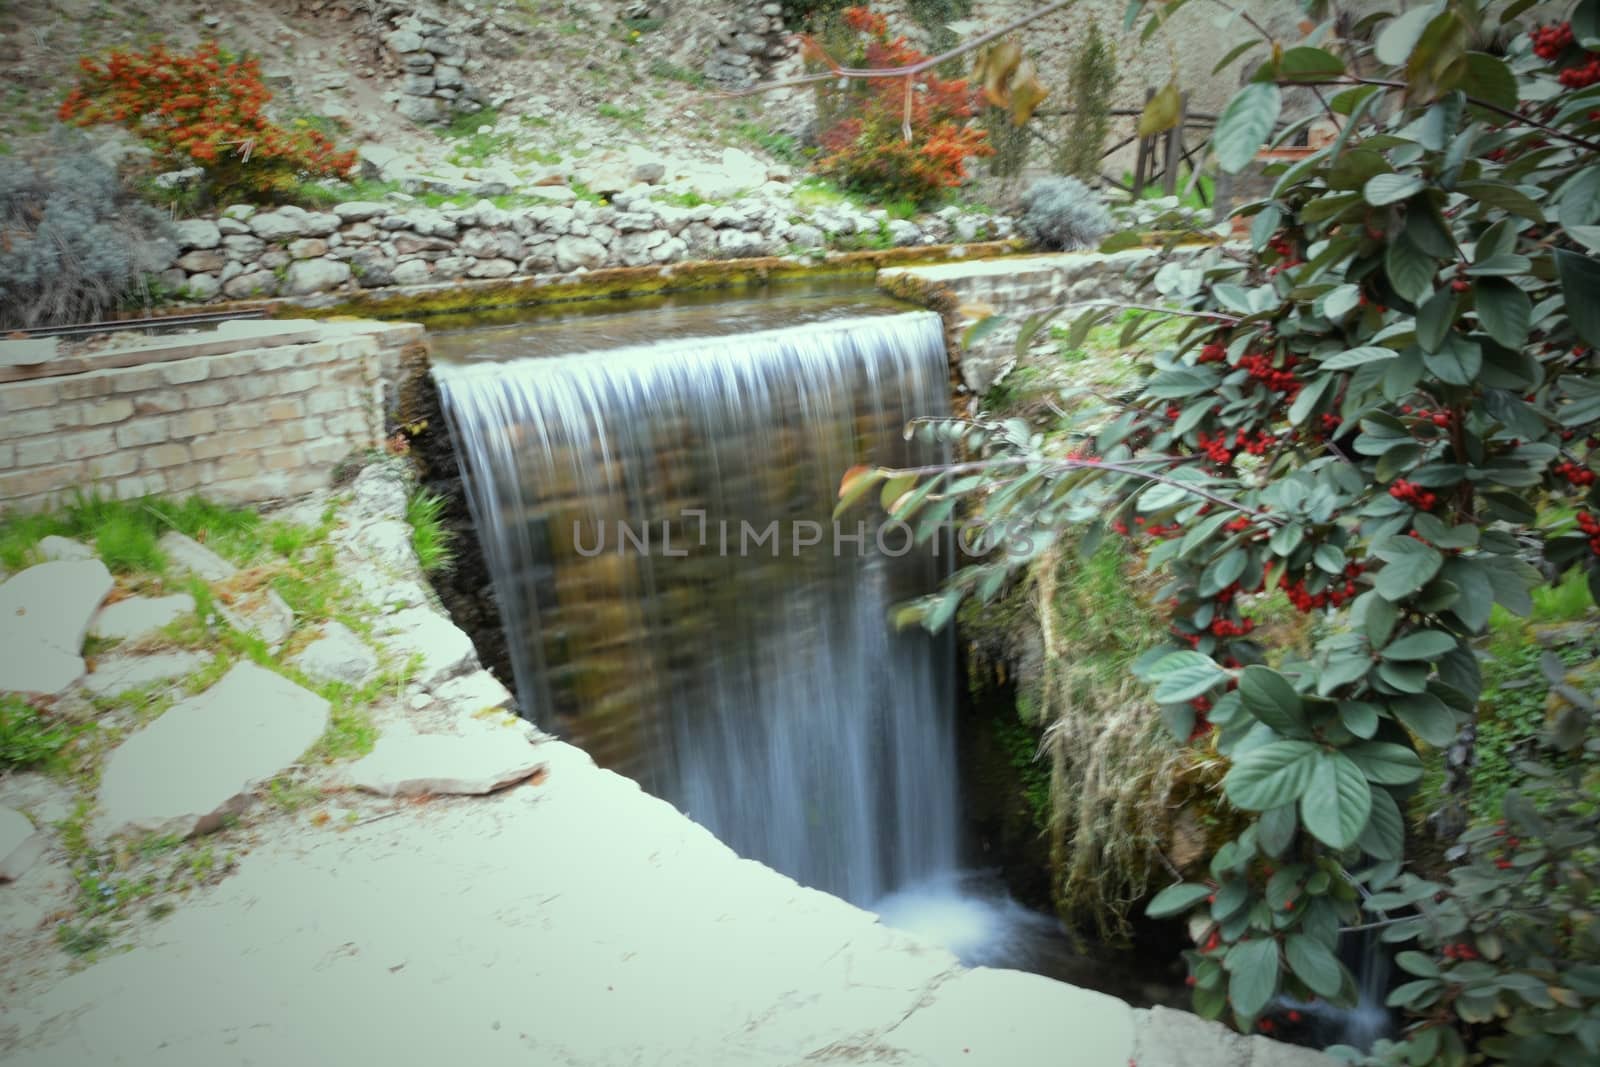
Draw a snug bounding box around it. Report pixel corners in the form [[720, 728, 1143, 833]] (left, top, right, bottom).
[[266, 776, 322, 813], [271, 544, 349, 620], [144, 496, 263, 563], [792, 177, 852, 212], [0, 493, 267, 575], [653, 189, 709, 208], [734, 121, 806, 167], [0, 511, 70, 569], [56, 921, 112, 956], [649, 57, 707, 87], [596, 101, 646, 130], [1531, 567, 1594, 623], [566, 180, 608, 206], [0, 694, 69, 770], [91, 509, 165, 573], [445, 106, 502, 139], [405, 491, 455, 574]]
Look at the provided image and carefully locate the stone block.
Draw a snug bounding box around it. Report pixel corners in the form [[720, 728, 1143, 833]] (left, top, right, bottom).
[[57, 429, 116, 461], [162, 362, 211, 386], [0, 381, 59, 411], [115, 421, 169, 449], [142, 443, 192, 470], [167, 410, 218, 438]]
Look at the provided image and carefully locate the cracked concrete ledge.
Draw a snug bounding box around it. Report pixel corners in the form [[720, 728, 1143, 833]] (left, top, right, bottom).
[[0, 729, 1332, 1066]]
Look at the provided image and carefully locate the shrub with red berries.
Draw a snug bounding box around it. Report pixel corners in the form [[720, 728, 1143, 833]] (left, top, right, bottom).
[[848, 2, 1600, 1056]]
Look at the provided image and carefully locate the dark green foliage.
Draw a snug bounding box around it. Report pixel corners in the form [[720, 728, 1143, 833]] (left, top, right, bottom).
[[1058, 19, 1116, 181], [842, 0, 1600, 1053], [982, 105, 1032, 180], [0, 136, 172, 329]]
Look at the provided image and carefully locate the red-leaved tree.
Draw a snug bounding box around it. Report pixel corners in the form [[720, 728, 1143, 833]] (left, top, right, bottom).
[[811, 6, 992, 204], [58, 41, 357, 201]]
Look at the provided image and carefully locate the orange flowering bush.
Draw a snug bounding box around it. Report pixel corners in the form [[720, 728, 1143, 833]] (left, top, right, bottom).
[[58, 42, 356, 201], [812, 6, 991, 204]]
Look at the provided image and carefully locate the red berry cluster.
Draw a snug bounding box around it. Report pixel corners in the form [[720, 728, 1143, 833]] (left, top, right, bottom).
[[1266, 234, 1301, 275], [1280, 565, 1362, 613], [1578, 511, 1600, 554], [1442, 941, 1479, 962], [1239, 350, 1303, 399], [1196, 428, 1277, 466], [1112, 517, 1181, 538], [1189, 696, 1214, 741], [1197, 342, 1227, 364], [1561, 56, 1600, 88], [1532, 22, 1574, 60], [1389, 478, 1439, 510], [1401, 404, 1453, 428], [1210, 615, 1256, 638], [1553, 459, 1597, 487], [1225, 516, 1254, 533], [1318, 413, 1343, 433]]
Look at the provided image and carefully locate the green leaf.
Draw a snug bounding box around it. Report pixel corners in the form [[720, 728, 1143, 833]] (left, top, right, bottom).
[[1376, 4, 1444, 66], [1199, 549, 1248, 598], [1559, 167, 1600, 230], [1374, 537, 1444, 600], [1556, 249, 1600, 348], [1345, 740, 1424, 785], [1214, 83, 1282, 174], [1456, 180, 1545, 224], [1474, 278, 1532, 349], [1302, 750, 1372, 848], [1392, 692, 1460, 747], [1568, 225, 1600, 253], [1321, 345, 1399, 370], [1286, 934, 1344, 998], [1381, 630, 1458, 660], [1147, 882, 1213, 919], [1365, 173, 1426, 206], [1396, 951, 1441, 978], [1139, 82, 1183, 137], [1340, 701, 1380, 739], [1279, 46, 1346, 80], [962, 314, 1006, 348], [1238, 665, 1307, 736], [1443, 52, 1519, 111], [1358, 786, 1405, 860], [1225, 938, 1282, 1019], [1258, 804, 1297, 858], [1224, 740, 1321, 811], [1415, 287, 1455, 353], [1386, 236, 1437, 302], [1423, 334, 1481, 386]]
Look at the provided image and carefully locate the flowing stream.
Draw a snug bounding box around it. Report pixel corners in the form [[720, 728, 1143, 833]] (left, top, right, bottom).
[[435, 309, 960, 905]]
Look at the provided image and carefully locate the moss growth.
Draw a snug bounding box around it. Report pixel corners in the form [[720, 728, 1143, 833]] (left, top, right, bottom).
[[288, 242, 1026, 323]]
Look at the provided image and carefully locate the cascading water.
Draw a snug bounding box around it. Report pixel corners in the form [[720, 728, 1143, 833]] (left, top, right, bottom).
[[435, 311, 959, 906]]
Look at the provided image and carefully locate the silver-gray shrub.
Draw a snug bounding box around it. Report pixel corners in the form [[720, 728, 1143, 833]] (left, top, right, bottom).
[[0, 144, 173, 329], [1017, 177, 1113, 252]]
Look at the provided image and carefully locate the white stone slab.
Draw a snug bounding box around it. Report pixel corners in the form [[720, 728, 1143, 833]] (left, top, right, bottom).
[[96, 662, 330, 839], [344, 721, 542, 797], [90, 594, 196, 643]]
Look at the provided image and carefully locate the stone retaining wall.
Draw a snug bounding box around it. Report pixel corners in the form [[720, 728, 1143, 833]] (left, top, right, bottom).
[[156, 189, 1015, 305], [878, 243, 1230, 394], [0, 322, 419, 514]]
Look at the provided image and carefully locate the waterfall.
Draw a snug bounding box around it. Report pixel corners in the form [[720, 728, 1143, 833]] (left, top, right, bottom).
[[435, 311, 958, 905]]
